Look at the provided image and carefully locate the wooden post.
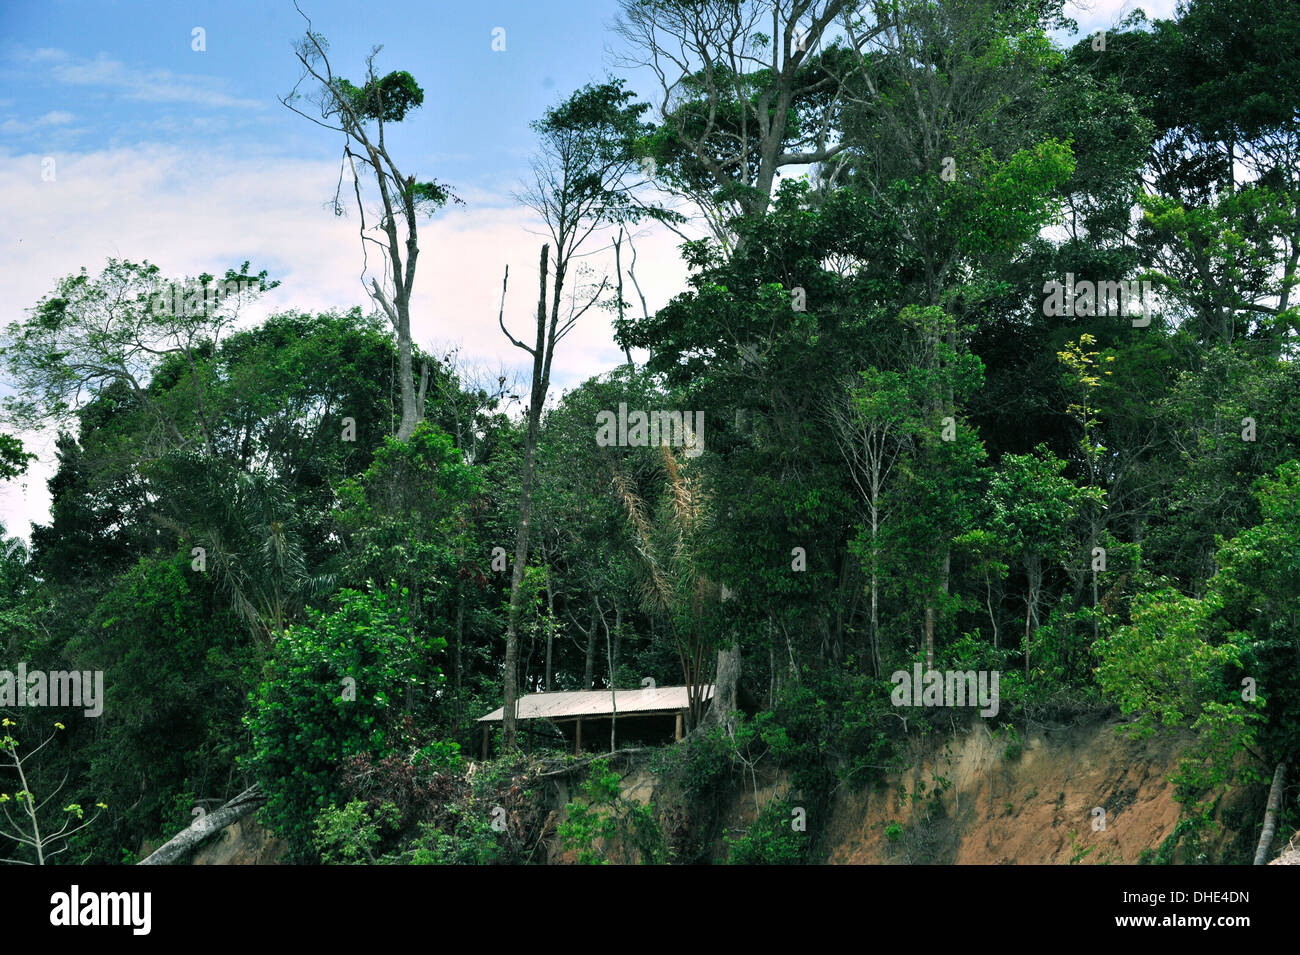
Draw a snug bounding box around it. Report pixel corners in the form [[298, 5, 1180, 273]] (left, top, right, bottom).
[[575, 717, 582, 754], [675, 711, 683, 741], [481, 723, 489, 761]]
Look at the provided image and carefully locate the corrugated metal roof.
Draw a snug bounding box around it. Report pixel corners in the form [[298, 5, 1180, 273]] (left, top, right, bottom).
[[478, 685, 713, 722]]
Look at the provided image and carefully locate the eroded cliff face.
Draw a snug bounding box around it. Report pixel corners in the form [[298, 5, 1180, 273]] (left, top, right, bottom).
[[820, 720, 1203, 864], [620, 716, 1248, 864]]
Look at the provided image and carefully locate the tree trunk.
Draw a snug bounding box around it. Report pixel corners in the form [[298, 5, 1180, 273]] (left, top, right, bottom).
[[924, 603, 935, 669], [584, 600, 599, 690], [606, 605, 617, 753], [986, 570, 999, 649], [612, 601, 623, 678], [502, 245, 550, 751], [1254, 762, 1287, 865], [1024, 558, 1041, 679], [544, 569, 555, 692], [396, 296, 419, 440], [1024, 593, 1033, 678], [455, 585, 464, 728], [768, 639, 776, 708], [700, 641, 740, 734], [869, 502, 880, 675]]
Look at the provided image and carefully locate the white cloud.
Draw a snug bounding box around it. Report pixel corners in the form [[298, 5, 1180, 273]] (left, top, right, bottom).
[[0, 144, 689, 538], [0, 110, 76, 134], [16, 47, 264, 110]]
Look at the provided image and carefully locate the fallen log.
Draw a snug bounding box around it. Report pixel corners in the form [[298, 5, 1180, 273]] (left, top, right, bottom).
[[137, 785, 265, 866], [1253, 762, 1287, 865]]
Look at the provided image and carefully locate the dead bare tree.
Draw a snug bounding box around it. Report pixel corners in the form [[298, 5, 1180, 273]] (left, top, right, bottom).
[[498, 248, 608, 751]]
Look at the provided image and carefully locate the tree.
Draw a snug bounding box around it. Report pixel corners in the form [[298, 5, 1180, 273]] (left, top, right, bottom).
[[335, 421, 483, 719], [72, 554, 255, 864], [615, 443, 718, 729], [532, 368, 666, 696], [245, 586, 444, 861], [1099, 0, 1300, 350], [0, 434, 32, 480], [0, 720, 106, 865], [989, 447, 1093, 677], [282, 10, 459, 440], [497, 82, 665, 751], [1096, 460, 1300, 859], [616, 0, 864, 247], [146, 455, 325, 652], [1, 258, 273, 452]]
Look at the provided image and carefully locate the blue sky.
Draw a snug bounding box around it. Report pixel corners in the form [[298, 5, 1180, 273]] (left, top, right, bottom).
[[0, 0, 626, 186], [0, 0, 1172, 537]]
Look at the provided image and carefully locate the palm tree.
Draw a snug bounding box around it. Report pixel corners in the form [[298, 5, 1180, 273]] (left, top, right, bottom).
[[613, 443, 716, 728]]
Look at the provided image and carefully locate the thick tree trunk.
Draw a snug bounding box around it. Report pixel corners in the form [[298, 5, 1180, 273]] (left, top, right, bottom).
[[395, 301, 421, 440], [700, 642, 740, 734], [1254, 762, 1287, 865], [137, 786, 265, 866]]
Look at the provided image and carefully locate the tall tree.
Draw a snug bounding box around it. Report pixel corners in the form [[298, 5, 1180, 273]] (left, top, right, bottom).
[[1, 259, 273, 454], [616, 0, 863, 248], [282, 11, 459, 439], [498, 81, 662, 750]]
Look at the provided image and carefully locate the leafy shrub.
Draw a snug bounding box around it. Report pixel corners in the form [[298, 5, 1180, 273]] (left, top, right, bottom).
[[244, 586, 444, 860], [725, 798, 808, 865], [312, 799, 402, 864], [559, 757, 668, 864]]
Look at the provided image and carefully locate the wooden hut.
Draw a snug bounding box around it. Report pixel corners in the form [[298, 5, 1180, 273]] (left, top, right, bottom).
[[477, 685, 714, 758]]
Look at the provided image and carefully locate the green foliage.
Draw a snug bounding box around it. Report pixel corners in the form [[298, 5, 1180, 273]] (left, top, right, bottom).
[[245, 586, 444, 861], [559, 758, 668, 864], [725, 798, 808, 865], [412, 740, 463, 772], [0, 433, 33, 479], [1140, 807, 1216, 866], [334, 70, 424, 123], [312, 799, 402, 864], [8, 0, 1300, 867], [404, 804, 502, 865], [68, 555, 253, 862]]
